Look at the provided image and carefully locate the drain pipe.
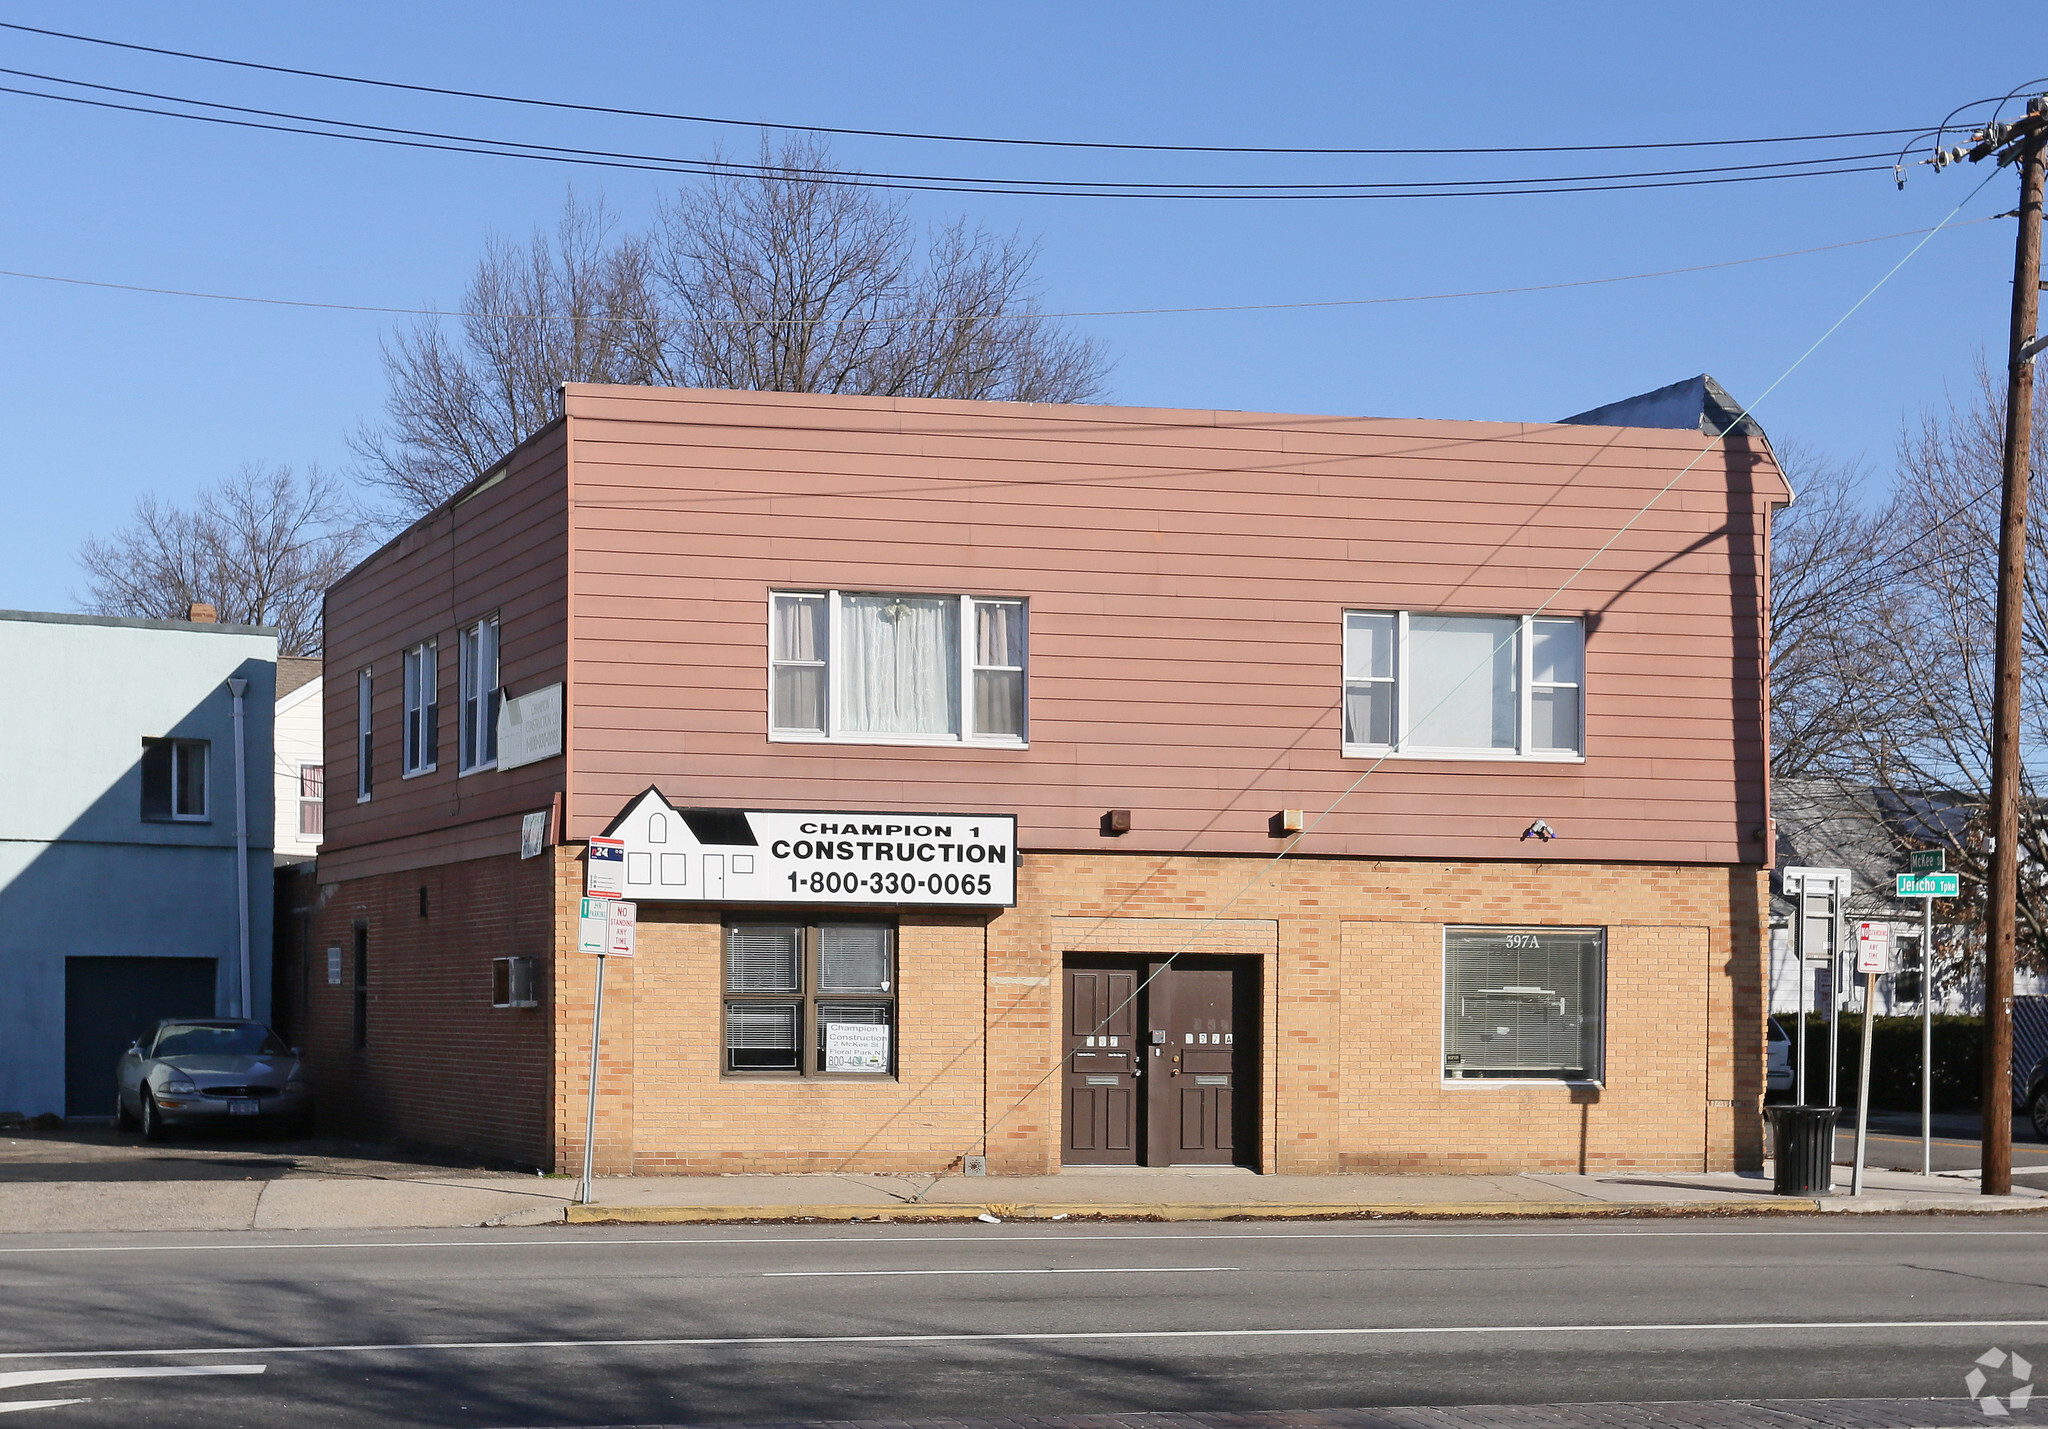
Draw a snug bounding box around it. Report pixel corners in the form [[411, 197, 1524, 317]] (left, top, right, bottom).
[[226, 677, 252, 1020]]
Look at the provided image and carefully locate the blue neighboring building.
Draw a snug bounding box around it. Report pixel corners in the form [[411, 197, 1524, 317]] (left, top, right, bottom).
[[0, 609, 277, 1120]]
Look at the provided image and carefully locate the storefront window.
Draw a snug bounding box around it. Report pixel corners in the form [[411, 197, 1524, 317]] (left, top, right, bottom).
[[725, 921, 895, 1075], [1443, 926, 1604, 1081]]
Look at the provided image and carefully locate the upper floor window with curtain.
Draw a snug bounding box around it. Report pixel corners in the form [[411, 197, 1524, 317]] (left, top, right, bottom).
[[770, 591, 1027, 745], [1342, 611, 1584, 760], [458, 615, 500, 774]]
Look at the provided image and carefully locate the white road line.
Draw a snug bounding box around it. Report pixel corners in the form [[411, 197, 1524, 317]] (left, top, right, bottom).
[[2, 1226, 2045, 1256], [762, 1266, 1238, 1277], [0, 1400, 89, 1415], [0, 1365, 266, 1389], [1, 1320, 2044, 1362]]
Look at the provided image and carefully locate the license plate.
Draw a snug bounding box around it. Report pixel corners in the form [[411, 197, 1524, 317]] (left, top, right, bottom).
[[227, 1100, 259, 1116]]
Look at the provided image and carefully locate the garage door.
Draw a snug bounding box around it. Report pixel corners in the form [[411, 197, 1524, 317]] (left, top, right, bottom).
[[64, 957, 217, 1119]]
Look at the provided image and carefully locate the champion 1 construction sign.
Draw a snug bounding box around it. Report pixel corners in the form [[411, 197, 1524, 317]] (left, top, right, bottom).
[[595, 787, 1018, 907]]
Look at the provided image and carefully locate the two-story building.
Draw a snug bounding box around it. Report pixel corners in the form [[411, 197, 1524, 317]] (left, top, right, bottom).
[[0, 607, 276, 1121], [308, 381, 1784, 1176]]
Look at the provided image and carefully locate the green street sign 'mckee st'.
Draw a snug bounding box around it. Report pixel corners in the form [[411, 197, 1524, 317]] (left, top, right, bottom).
[[1897, 873, 1960, 898], [1908, 849, 1946, 875]]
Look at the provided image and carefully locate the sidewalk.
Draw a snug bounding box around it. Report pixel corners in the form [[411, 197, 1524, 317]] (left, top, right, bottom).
[[1, 1160, 2042, 1234]]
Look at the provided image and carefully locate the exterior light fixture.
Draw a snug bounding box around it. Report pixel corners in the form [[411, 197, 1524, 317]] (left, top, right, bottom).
[[1269, 809, 1305, 837], [1521, 819, 1557, 842], [1100, 809, 1132, 837]]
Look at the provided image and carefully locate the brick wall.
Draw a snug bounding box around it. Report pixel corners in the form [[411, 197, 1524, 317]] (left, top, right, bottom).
[[319, 848, 1766, 1177]]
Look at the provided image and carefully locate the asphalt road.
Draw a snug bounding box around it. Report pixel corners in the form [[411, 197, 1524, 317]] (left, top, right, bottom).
[[1, 1219, 2046, 1427]]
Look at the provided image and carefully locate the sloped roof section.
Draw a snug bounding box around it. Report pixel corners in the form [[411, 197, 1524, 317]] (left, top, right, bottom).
[[276, 656, 322, 700], [1559, 373, 1767, 441]]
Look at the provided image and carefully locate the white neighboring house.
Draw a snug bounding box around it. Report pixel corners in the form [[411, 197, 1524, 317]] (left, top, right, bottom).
[[274, 657, 322, 863]]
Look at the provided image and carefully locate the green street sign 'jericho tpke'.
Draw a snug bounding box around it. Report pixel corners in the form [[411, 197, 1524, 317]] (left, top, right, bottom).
[[1897, 872, 1960, 898], [1909, 849, 1946, 875]]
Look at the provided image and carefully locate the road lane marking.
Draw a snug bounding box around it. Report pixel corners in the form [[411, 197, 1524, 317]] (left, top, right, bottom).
[[3, 1321, 2047, 1362], [4, 1226, 2047, 1256], [762, 1266, 1237, 1277], [0, 1400, 89, 1415], [0, 1366, 266, 1390]]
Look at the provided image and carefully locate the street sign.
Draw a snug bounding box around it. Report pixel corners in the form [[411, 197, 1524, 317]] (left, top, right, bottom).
[[606, 900, 637, 958], [1855, 921, 1892, 974], [586, 837, 625, 897], [1909, 849, 1946, 875], [1897, 873, 1960, 898], [577, 898, 609, 955]]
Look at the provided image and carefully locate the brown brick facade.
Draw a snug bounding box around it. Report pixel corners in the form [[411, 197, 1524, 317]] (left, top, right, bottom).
[[303, 847, 1765, 1176]]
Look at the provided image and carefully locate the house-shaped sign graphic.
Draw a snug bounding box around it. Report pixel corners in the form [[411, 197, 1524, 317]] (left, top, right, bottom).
[[596, 788, 1019, 908]]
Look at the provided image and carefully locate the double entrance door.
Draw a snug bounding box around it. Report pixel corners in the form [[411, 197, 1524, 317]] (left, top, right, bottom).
[[1061, 957, 1256, 1167]]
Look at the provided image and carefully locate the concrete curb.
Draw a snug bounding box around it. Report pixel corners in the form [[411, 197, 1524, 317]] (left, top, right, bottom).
[[563, 1197, 1819, 1225]]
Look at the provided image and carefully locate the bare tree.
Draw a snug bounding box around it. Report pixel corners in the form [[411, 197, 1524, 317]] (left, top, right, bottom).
[[354, 194, 656, 515], [76, 464, 370, 655], [359, 144, 1112, 518]]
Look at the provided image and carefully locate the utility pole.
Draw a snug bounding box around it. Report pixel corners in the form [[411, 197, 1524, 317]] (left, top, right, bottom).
[[1956, 96, 2046, 1197]]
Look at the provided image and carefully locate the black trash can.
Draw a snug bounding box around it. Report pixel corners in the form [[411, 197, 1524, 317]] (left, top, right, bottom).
[[1764, 1105, 1840, 1195]]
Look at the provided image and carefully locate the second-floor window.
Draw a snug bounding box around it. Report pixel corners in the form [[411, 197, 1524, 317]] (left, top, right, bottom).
[[141, 737, 209, 821], [356, 668, 374, 801], [770, 591, 1027, 744], [1342, 611, 1584, 759], [458, 615, 500, 774], [403, 641, 438, 776], [299, 764, 324, 838]]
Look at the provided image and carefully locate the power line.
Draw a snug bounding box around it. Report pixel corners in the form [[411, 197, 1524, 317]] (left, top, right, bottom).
[[0, 19, 1936, 159], [0, 217, 1998, 324], [0, 64, 1905, 196], [0, 78, 1900, 201]]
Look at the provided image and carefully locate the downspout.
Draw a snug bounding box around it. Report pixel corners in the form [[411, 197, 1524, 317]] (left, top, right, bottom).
[[226, 677, 252, 1019]]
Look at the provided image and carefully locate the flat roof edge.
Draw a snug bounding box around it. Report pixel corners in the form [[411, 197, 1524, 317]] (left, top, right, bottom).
[[0, 609, 277, 637]]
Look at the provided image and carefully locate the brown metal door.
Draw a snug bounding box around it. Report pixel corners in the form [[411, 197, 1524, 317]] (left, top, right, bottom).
[[1062, 966, 1141, 1165], [1145, 964, 1237, 1165]]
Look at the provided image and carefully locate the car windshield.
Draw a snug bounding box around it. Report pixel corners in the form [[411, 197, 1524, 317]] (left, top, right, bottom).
[[152, 1024, 289, 1058]]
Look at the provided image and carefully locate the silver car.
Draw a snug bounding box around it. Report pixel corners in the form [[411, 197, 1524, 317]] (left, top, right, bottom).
[[114, 1019, 312, 1141]]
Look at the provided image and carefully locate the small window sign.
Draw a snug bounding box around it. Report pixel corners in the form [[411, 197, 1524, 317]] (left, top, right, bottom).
[[326, 946, 342, 986]]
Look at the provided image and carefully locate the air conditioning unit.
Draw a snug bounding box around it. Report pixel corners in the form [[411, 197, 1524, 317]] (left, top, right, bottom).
[[491, 957, 540, 1009]]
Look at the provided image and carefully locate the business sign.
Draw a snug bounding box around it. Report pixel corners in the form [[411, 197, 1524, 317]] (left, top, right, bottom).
[[1855, 921, 1891, 975], [1897, 873, 1960, 898], [587, 837, 625, 897], [823, 1022, 890, 1072], [520, 809, 550, 859], [1909, 849, 1946, 875], [497, 683, 564, 771], [595, 788, 1017, 907]]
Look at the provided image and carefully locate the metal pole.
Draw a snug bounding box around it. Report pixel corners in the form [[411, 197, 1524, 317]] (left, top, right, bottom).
[[1983, 104, 2044, 1198], [1794, 877, 1809, 1107], [225, 677, 251, 1021], [1853, 964, 1877, 1196], [1923, 895, 1935, 1177], [1827, 879, 1842, 1108], [580, 953, 608, 1206]]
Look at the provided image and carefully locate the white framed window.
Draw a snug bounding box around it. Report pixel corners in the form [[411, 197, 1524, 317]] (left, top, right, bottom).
[[1342, 611, 1584, 760], [769, 591, 1027, 745], [402, 640, 438, 776], [1443, 926, 1604, 1082], [140, 738, 209, 821], [356, 668, 374, 801], [458, 615, 501, 774], [298, 764, 324, 838]]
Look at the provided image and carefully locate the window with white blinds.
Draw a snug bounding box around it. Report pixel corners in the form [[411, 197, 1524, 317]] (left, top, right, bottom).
[[1442, 927, 1604, 1081], [725, 921, 895, 1075]]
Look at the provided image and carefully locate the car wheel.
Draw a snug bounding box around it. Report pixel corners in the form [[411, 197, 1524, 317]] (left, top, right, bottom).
[[114, 1090, 136, 1131], [139, 1091, 168, 1144], [2031, 1085, 2048, 1143]]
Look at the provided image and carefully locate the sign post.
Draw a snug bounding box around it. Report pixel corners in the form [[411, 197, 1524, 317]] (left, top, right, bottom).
[[1903, 849, 1946, 1177], [1851, 921, 1891, 1196], [578, 898, 636, 1207]]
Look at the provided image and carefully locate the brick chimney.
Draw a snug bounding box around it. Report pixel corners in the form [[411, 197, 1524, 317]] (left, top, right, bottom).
[[187, 602, 217, 624]]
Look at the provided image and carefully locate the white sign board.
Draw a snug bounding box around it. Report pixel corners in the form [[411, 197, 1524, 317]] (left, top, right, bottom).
[[596, 789, 1017, 907], [823, 1022, 891, 1072], [1855, 921, 1891, 975], [606, 900, 637, 957], [497, 683, 564, 771], [578, 898, 609, 955], [326, 946, 342, 986], [520, 810, 550, 859], [586, 837, 625, 897]]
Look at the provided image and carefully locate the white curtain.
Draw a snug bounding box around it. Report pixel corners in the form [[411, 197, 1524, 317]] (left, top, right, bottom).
[[1408, 615, 1517, 750], [840, 595, 958, 734]]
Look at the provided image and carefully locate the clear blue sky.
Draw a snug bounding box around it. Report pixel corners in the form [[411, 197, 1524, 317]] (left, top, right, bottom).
[[0, 2, 2033, 610]]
